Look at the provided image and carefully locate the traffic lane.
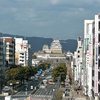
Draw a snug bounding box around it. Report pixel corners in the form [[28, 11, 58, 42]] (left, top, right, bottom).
[[0, 96, 5, 100], [14, 79, 43, 95], [33, 82, 58, 96], [14, 71, 52, 95]]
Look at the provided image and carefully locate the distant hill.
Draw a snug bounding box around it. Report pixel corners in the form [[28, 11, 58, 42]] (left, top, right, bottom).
[[0, 32, 77, 53]]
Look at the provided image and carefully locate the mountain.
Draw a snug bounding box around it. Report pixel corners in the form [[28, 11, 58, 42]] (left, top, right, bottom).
[[0, 32, 77, 53]]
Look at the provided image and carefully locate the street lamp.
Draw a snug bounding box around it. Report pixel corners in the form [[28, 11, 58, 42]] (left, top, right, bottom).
[[26, 87, 27, 95]]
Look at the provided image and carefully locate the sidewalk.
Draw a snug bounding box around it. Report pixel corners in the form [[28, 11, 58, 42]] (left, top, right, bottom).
[[73, 81, 90, 100]]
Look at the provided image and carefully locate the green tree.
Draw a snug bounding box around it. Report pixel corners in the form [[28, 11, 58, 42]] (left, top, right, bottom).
[[52, 63, 67, 82], [24, 66, 32, 80], [55, 88, 63, 100], [10, 65, 18, 69], [37, 63, 51, 71]]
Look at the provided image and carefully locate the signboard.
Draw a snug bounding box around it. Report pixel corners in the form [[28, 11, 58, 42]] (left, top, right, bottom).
[[15, 53, 19, 58], [95, 63, 98, 94], [50, 65, 52, 67], [87, 51, 89, 65], [89, 31, 92, 67], [39, 69, 42, 71], [94, 15, 98, 95], [37, 71, 41, 74]]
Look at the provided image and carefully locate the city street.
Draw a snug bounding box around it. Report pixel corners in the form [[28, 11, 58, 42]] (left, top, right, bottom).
[[11, 69, 57, 99]]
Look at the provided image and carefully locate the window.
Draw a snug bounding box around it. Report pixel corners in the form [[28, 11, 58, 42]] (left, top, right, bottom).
[[6, 50, 9, 52], [98, 15, 100, 19], [78, 51, 80, 53], [92, 80, 94, 87], [6, 55, 9, 57], [98, 72, 100, 79], [78, 55, 80, 58], [99, 59, 100, 67], [99, 85, 100, 92], [99, 21, 100, 30], [7, 45, 9, 47], [99, 34, 100, 42], [92, 70, 94, 76], [87, 24, 89, 34]]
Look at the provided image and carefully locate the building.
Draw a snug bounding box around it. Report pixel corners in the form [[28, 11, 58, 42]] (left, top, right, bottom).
[[0, 37, 15, 66], [0, 39, 6, 91], [82, 20, 93, 97], [91, 14, 100, 100], [32, 59, 40, 67], [50, 38, 62, 53], [14, 38, 32, 66], [36, 38, 65, 60], [82, 14, 100, 100], [73, 37, 82, 85]]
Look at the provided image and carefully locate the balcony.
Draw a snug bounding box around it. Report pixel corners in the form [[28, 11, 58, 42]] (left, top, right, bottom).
[[92, 87, 94, 92], [92, 76, 95, 80], [99, 67, 100, 72], [98, 92, 100, 97], [98, 79, 100, 85]]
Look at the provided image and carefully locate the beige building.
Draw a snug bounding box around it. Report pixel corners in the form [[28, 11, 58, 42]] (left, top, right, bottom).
[[50, 38, 62, 53], [36, 38, 66, 60]]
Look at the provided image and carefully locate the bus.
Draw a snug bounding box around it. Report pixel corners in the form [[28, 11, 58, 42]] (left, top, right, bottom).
[[48, 79, 53, 85]]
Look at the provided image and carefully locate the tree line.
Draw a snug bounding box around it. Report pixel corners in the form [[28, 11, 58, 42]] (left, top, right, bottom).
[[6, 63, 51, 87], [52, 63, 67, 82]]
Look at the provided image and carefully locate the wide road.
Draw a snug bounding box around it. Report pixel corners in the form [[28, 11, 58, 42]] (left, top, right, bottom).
[[13, 69, 52, 96]]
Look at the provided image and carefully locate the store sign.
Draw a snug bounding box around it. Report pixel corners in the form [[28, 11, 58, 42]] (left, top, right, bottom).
[[95, 34, 98, 43], [95, 63, 98, 94], [95, 16, 98, 95], [87, 51, 89, 64]]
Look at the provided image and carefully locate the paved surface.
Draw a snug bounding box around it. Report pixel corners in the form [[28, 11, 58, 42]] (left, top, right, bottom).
[[11, 68, 59, 100], [62, 81, 90, 100], [13, 69, 51, 96]]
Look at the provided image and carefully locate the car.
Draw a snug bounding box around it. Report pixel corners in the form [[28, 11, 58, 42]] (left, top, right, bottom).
[[39, 84, 47, 89], [41, 74, 44, 77], [35, 77, 38, 81]]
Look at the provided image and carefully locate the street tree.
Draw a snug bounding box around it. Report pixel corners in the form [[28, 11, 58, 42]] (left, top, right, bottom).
[[55, 88, 63, 100], [52, 63, 67, 82]]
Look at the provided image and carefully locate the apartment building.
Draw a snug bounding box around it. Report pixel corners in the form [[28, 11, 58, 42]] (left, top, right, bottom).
[[73, 37, 82, 86], [82, 20, 94, 97], [0, 39, 6, 91], [91, 14, 100, 100], [0, 37, 15, 66], [14, 38, 32, 66]]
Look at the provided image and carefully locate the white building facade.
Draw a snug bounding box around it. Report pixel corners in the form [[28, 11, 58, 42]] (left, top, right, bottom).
[[14, 38, 32, 66], [82, 20, 94, 97]]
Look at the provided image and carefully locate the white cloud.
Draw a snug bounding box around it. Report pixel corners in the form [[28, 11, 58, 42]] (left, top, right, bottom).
[[78, 8, 84, 11], [0, 0, 100, 39], [11, 7, 17, 12], [50, 0, 60, 5]]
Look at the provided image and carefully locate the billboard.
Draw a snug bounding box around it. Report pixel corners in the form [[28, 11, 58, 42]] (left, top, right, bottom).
[[15, 53, 19, 58], [94, 15, 98, 95]]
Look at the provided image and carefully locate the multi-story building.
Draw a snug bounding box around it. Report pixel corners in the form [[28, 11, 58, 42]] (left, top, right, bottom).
[[73, 51, 77, 81], [50, 38, 62, 53], [0, 37, 15, 66], [91, 14, 100, 100], [73, 37, 82, 86], [82, 14, 100, 100], [82, 20, 93, 97], [0, 39, 6, 91], [14, 38, 32, 66]]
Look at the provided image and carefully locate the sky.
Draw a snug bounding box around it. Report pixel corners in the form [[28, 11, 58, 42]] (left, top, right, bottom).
[[0, 0, 100, 40]]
